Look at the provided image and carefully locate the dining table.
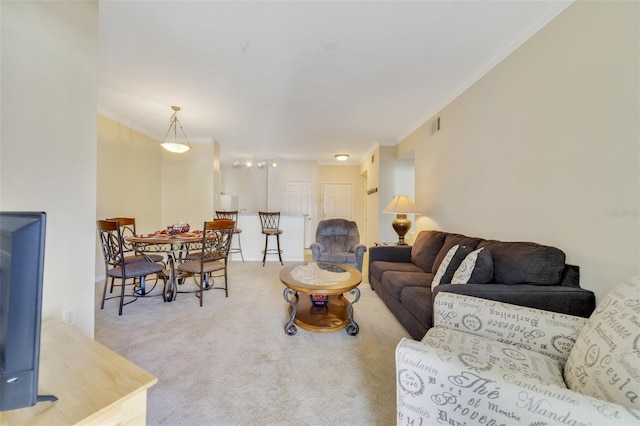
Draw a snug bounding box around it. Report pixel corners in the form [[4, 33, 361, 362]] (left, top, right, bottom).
[[127, 231, 204, 301]]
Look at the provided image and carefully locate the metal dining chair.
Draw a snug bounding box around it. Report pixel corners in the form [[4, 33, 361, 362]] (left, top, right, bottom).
[[106, 217, 165, 293], [259, 211, 283, 266], [176, 219, 234, 306], [106, 217, 164, 263], [215, 210, 244, 262], [97, 220, 166, 315]]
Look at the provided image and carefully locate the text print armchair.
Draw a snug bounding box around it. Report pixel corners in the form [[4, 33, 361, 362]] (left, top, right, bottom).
[[310, 219, 367, 271], [396, 276, 640, 426]]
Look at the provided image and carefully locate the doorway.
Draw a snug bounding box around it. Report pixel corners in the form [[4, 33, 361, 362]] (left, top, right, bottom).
[[283, 181, 313, 247], [322, 183, 353, 220]]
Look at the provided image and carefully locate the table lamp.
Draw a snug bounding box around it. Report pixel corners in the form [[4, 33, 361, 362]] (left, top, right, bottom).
[[383, 195, 418, 245]]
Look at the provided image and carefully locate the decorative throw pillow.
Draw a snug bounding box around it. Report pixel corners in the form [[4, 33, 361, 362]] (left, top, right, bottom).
[[431, 245, 473, 289], [451, 247, 493, 284], [564, 276, 640, 411]]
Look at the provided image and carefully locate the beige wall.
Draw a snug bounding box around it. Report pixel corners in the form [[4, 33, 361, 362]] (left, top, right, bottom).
[[401, 0, 639, 303], [361, 146, 418, 246], [96, 115, 164, 276], [1, 1, 98, 337], [361, 148, 381, 247], [97, 116, 163, 231], [160, 141, 215, 228]]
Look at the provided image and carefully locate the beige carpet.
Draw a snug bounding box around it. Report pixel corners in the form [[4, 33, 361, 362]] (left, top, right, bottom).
[[94, 260, 410, 426]]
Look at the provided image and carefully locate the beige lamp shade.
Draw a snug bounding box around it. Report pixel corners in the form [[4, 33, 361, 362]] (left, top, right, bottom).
[[383, 195, 418, 245], [383, 195, 418, 214]]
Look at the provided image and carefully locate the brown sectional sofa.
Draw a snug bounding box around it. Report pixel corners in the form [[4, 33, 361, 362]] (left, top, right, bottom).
[[368, 230, 596, 339]]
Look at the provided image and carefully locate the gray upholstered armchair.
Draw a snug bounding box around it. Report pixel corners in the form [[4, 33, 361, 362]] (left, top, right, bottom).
[[310, 219, 367, 271]]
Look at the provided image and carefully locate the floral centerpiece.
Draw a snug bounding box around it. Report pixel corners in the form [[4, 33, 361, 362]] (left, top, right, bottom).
[[167, 222, 190, 236]]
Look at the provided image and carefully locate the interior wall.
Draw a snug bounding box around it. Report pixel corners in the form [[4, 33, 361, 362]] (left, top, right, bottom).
[[402, 0, 639, 303], [220, 165, 269, 213], [361, 148, 416, 248], [96, 115, 163, 277], [377, 147, 396, 241], [392, 159, 416, 243], [267, 159, 317, 213], [361, 148, 381, 247], [1, 1, 99, 337], [213, 140, 222, 211], [220, 160, 318, 216], [161, 142, 215, 228]]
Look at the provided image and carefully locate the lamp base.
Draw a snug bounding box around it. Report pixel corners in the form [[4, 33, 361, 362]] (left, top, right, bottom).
[[392, 214, 411, 245]]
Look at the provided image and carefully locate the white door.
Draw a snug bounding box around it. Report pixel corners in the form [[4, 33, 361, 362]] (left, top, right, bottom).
[[283, 181, 313, 247], [322, 183, 353, 220]]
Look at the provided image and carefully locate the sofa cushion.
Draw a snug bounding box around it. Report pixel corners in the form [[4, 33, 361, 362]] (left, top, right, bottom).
[[431, 233, 483, 273], [381, 271, 433, 300], [421, 328, 567, 388], [564, 276, 640, 411], [315, 251, 356, 265], [451, 247, 493, 284], [410, 230, 447, 273], [369, 260, 424, 288], [432, 245, 473, 288], [476, 240, 565, 285]]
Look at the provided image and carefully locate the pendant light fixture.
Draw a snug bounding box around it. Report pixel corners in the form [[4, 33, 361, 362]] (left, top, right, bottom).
[[161, 106, 192, 153]]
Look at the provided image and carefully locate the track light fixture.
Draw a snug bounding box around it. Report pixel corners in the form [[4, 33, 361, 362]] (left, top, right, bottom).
[[231, 158, 277, 169]]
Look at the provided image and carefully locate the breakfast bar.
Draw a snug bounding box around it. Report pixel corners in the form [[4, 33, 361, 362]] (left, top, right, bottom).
[[232, 213, 306, 262]]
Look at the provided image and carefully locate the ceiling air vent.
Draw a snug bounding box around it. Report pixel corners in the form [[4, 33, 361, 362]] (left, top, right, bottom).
[[430, 116, 441, 135]]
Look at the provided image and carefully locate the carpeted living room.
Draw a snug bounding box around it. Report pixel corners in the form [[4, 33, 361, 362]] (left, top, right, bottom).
[[2, 0, 639, 425], [94, 259, 410, 425]]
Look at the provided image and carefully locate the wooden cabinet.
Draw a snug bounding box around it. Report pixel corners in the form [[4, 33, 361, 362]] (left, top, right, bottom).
[[0, 320, 157, 425]]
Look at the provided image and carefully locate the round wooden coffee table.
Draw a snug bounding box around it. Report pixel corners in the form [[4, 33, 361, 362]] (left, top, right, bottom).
[[279, 261, 362, 336]]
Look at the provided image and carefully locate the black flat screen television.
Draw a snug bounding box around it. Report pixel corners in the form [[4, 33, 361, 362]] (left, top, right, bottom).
[[0, 211, 55, 411]]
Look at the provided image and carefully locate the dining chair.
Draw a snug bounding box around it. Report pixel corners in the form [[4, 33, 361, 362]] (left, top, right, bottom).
[[176, 219, 234, 306], [215, 210, 244, 262], [106, 217, 165, 294], [106, 217, 164, 264], [259, 211, 283, 266], [97, 220, 166, 315]]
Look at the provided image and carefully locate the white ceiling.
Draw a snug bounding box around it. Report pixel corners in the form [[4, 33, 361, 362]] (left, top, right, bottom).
[[98, 0, 572, 165]]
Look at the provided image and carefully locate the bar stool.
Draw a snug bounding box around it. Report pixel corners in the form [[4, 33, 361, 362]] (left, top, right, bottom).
[[215, 210, 244, 262], [259, 211, 283, 266]]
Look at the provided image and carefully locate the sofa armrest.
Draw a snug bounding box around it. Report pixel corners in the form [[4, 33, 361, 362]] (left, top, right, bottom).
[[351, 243, 367, 255], [309, 242, 324, 260], [396, 338, 640, 426], [368, 245, 412, 263], [353, 244, 367, 272], [432, 292, 587, 362]]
